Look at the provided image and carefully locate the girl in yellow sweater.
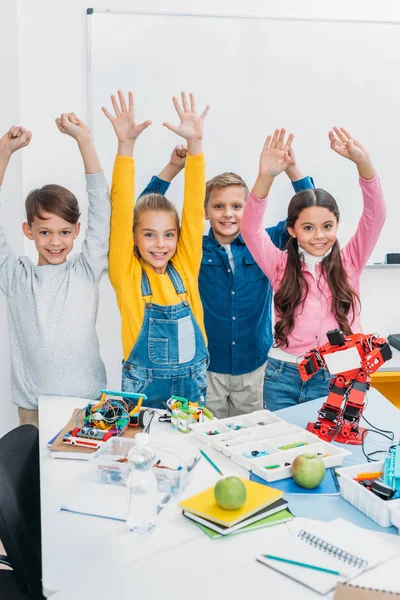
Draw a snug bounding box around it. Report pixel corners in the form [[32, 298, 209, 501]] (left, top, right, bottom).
[[103, 91, 210, 408]]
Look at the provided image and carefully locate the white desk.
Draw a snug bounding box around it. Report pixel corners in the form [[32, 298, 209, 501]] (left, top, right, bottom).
[[39, 389, 400, 599], [39, 396, 239, 597]]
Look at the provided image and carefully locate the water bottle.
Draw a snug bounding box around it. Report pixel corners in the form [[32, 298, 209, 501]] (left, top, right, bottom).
[[126, 433, 158, 533]]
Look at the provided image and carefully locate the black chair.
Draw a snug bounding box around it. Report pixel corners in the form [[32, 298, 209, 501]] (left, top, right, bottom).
[[0, 424, 45, 599]]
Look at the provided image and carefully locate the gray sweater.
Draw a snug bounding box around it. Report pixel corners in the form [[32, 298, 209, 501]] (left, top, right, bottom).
[[0, 172, 110, 409]]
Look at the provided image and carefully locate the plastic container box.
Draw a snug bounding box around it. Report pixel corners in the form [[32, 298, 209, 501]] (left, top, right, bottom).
[[336, 461, 400, 528], [91, 437, 194, 494], [152, 464, 189, 494], [389, 502, 400, 532], [91, 437, 135, 486], [189, 409, 351, 482]]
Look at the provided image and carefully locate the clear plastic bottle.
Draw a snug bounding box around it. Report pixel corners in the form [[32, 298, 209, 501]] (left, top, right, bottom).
[[126, 433, 157, 533]]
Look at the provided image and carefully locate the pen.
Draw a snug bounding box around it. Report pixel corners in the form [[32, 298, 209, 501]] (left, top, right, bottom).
[[157, 494, 172, 514], [262, 554, 349, 577], [199, 449, 224, 476]]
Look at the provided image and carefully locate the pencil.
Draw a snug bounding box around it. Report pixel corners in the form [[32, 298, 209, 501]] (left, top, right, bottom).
[[262, 554, 349, 577], [199, 449, 224, 476]]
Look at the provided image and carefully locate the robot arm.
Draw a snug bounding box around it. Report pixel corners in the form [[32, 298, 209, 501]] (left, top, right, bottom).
[[298, 350, 323, 381]]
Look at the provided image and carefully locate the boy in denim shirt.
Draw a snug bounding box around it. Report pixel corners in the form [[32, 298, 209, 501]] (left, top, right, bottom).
[[141, 147, 314, 417]]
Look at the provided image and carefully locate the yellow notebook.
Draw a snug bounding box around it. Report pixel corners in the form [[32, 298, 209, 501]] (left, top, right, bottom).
[[178, 478, 283, 527]]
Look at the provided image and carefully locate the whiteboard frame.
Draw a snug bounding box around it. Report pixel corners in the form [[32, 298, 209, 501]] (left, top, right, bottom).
[[86, 8, 400, 25], [86, 9, 400, 263], [86, 8, 400, 130]]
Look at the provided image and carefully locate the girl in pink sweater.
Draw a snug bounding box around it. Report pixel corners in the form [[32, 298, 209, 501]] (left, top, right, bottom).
[[241, 127, 386, 411]]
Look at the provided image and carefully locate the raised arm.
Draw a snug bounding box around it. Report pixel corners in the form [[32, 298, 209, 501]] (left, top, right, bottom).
[[163, 92, 209, 274], [268, 146, 316, 250], [329, 127, 386, 270], [0, 127, 32, 295], [241, 129, 293, 283], [139, 145, 187, 198], [102, 90, 151, 288], [55, 113, 110, 279], [285, 147, 315, 193]]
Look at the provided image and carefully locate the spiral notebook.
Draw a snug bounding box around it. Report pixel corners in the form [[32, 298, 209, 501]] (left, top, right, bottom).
[[256, 518, 399, 595]]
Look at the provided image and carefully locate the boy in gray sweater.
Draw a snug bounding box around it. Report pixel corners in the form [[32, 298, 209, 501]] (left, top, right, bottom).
[[0, 114, 110, 427]]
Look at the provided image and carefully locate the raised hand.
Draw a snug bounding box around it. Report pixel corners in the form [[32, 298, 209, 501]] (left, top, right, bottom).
[[329, 127, 375, 179], [157, 144, 188, 183], [0, 126, 32, 155], [163, 92, 209, 155], [169, 144, 187, 170], [102, 91, 151, 149], [55, 113, 91, 142], [56, 113, 100, 174], [329, 127, 369, 163], [252, 129, 294, 199], [284, 146, 306, 182], [259, 129, 294, 178]]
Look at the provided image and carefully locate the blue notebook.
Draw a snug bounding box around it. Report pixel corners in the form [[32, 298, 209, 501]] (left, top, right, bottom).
[[250, 468, 340, 495]]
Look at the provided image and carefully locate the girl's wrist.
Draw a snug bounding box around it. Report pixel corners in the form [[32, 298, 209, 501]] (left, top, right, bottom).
[[187, 138, 203, 156], [253, 174, 274, 199], [356, 159, 375, 180], [117, 140, 135, 157]]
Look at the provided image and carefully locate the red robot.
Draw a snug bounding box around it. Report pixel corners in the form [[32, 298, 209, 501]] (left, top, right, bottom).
[[298, 329, 392, 444]]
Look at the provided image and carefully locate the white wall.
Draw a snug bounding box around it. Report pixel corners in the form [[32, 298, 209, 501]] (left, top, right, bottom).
[[1, 0, 399, 434], [0, 0, 23, 436]]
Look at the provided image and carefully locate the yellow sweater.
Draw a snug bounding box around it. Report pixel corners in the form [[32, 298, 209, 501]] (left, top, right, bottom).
[[109, 153, 207, 361]]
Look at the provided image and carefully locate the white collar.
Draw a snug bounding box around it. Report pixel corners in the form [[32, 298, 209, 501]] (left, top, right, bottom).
[[298, 245, 332, 266]]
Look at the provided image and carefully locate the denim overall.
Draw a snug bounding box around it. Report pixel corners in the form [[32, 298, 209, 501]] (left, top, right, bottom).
[[122, 263, 209, 409]]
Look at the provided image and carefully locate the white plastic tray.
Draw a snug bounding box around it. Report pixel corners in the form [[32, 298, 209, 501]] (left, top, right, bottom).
[[189, 409, 351, 482], [336, 461, 400, 528], [390, 503, 400, 532]]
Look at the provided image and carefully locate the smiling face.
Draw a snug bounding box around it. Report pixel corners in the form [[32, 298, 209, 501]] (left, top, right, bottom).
[[205, 185, 246, 245], [22, 212, 80, 266], [288, 205, 338, 256], [135, 210, 178, 274]]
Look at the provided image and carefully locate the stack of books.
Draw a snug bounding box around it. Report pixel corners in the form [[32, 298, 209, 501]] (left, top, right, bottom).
[[178, 478, 292, 539]]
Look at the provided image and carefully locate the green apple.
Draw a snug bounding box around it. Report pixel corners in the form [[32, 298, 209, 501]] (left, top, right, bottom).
[[292, 454, 326, 489], [214, 476, 247, 510]]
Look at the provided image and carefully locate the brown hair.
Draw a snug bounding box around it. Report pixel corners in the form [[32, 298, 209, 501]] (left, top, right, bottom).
[[205, 172, 249, 209], [25, 184, 80, 226], [134, 193, 180, 236], [274, 188, 360, 347]]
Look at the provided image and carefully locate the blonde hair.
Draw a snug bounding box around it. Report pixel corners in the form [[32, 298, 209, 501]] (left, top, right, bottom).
[[205, 172, 249, 209], [134, 193, 180, 236]]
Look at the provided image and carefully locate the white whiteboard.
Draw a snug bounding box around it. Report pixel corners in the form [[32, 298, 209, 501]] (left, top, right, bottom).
[[88, 10, 400, 263]]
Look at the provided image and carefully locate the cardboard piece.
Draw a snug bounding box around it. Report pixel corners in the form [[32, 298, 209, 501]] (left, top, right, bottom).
[[49, 408, 142, 455], [335, 583, 400, 599]]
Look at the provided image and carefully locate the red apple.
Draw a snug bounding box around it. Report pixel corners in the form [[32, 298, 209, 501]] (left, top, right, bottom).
[[292, 454, 326, 489]]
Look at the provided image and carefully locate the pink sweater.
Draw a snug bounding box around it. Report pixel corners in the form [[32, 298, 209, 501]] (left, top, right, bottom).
[[241, 175, 386, 355]]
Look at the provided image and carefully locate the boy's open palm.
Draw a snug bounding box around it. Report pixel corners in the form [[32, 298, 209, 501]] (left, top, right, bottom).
[[329, 127, 369, 164], [55, 113, 91, 140], [102, 91, 152, 143], [0, 126, 32, 154], [163, 92, 209, 140], [259, 129, 294, 178]]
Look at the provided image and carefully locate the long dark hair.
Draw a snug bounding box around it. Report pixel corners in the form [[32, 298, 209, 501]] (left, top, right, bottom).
[[274, 188, 360, 348]]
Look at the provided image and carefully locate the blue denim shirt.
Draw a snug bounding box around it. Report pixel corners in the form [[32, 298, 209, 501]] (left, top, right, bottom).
[[140, 175, 315, 375]]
